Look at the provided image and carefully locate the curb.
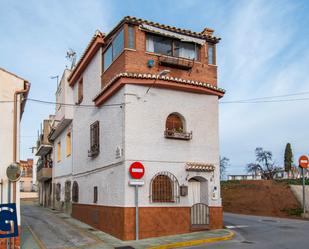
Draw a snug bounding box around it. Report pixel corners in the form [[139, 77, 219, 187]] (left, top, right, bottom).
[[147, 230, 235, 249]]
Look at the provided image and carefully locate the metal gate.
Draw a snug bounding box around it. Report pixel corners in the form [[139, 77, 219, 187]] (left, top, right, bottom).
[[191, 203, 209, 226]]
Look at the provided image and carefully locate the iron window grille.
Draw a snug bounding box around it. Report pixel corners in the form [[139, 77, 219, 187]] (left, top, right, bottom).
[[88, 121, 100, 157], [150, 171, 180, 203], [56, 183, 61, 201]]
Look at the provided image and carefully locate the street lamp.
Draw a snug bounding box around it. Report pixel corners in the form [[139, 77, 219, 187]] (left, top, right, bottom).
[[146, 69, 170, 94]]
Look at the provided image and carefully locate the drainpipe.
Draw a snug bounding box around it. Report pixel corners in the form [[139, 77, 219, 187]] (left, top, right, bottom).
[[10, 81, 30, 249]]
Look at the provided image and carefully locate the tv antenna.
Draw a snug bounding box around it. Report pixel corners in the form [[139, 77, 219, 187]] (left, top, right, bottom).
[[50, 75, 59, 86], [66, 48, 77, 69]]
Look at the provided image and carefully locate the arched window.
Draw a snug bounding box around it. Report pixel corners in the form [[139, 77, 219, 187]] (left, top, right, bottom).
[[72, 181, 79, 203], [65, 181, 71, 202], [56, 183, 61, 201], [150, 172, 180, 203], [166, 113, 183, 132]]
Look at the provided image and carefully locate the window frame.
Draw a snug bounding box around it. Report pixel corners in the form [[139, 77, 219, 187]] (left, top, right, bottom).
[[89, 121, 100, 156], [66, 131, 71, 157], [103, 28, 125, 72], [150, 171, 180, 203], [207, 43, 216, 65], [77, 77, 83, 104], [146, 33, 199, 61]]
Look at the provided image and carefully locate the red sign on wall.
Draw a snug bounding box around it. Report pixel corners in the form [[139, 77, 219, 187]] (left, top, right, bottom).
[[129, 162, 145, 179]]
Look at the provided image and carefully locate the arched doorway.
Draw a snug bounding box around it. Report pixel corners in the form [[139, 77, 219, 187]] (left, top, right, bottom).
[[188, 176, 209, 227]]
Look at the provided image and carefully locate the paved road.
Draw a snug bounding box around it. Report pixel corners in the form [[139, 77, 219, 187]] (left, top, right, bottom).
[[186, 212, 309, 249], [21, 201, 96, 249]]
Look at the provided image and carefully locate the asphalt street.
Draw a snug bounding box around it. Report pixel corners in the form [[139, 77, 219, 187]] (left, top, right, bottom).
[[21, 201, 96, 249], [185, 212, 309, 249]]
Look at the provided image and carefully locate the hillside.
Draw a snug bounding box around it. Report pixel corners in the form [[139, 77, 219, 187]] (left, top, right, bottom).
[[221, 180, 302, 217]]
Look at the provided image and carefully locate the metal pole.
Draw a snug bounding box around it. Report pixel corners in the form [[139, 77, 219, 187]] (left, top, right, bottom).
[[135, 185, 139, 240], [302, 168, 306, 215], [7, 181, 11, 249]]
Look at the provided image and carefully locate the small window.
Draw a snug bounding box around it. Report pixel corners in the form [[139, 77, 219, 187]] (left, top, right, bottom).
[[57, 142, 61, 162], [66, 131, 71, 157], [72, 181, 79, 203], [77, 78, 83, 104], [208, 44, 215, 65], [150, 172, 180, 203], [93, 186, 98, 203], [166, 114, 183, 132], [128, 26, 135, 49], [89, 121, 100, 157]]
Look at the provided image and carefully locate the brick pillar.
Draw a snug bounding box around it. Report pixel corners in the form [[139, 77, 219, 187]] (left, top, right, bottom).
[[209, 206, 223, 229]]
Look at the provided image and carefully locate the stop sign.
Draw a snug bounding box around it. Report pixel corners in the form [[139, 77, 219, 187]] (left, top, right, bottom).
[[299, 155, 309, 168], [129, 162, 145, 179]]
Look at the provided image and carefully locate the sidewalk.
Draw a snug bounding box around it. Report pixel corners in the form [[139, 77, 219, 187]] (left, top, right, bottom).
[[51, 209, 234, 249], [21, 201, 234, 249]]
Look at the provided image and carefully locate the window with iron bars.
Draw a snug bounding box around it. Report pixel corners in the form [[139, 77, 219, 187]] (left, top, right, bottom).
[[72, 181, 79, 203], [89, 121, 100, 157], [150, 171, 180, 203]]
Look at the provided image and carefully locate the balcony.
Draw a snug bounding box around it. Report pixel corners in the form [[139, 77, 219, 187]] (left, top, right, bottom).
[[36, 158, 52, 181], [158, 56, 194, 70], [37, 167, 52, 181], [35, 140, 52, 156], [164, 130, 192, 140]]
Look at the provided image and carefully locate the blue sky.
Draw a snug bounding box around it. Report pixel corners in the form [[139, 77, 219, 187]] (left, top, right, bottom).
[[1, 0, 309, 175]]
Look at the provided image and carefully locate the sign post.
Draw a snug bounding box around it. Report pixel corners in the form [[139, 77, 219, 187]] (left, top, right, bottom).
[[129, 162, 145, 240], [299, 155, 308, 216]]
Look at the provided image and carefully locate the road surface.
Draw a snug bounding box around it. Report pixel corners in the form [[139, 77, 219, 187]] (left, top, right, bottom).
[[185, 212, 309, 249]]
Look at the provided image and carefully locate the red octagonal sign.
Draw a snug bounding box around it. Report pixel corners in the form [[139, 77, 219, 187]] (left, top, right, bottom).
[[129, 162, 145, 179]]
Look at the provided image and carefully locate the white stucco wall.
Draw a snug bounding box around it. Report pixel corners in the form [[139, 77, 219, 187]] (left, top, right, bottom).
[[123, 84, 221, 207], [0, 69, 26, 224]]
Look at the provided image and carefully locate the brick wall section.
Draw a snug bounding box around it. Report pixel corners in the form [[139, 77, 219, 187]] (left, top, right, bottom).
[[209, 206, 223, 229], [101, 25, 217, 88], [72, 204, 222, 240]]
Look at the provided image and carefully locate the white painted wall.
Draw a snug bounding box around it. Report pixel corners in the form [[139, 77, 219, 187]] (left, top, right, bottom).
[[0, 69, 26, 225], [123, 84, 221, 207]]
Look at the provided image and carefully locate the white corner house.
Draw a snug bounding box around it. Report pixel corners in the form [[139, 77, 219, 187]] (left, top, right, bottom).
[[48, 16, 226, 241]]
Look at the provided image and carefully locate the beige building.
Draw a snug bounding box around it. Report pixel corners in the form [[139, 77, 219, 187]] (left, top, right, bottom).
[[0, 67, 30, 248]]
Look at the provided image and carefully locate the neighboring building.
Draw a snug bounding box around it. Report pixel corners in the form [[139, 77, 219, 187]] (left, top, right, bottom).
[[19, 159, 36, 194], [35, 116, 54, 207], [228, 174, 262, 181], [0, 67, 30, 248], [48, 69, 73, 214], [61, 16, 225, 240]]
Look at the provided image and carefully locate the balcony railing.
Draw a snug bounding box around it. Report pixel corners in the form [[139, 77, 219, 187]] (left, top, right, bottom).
[[164, 130, 192, 140], [158, 56, 194, 70]]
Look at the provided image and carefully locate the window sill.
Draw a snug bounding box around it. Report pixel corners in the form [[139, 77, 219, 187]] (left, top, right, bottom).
[[164, 130, 192, 140]]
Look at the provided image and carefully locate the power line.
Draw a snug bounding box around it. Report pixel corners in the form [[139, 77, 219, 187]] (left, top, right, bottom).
[[220, 97, 309, 104]]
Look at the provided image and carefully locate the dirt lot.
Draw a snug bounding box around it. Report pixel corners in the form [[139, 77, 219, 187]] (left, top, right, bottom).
[[221, 180, 302, 218]]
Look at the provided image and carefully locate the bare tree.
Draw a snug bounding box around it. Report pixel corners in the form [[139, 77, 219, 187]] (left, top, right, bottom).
[[220, 156, 230, 180], [246, 147, 281, 179]]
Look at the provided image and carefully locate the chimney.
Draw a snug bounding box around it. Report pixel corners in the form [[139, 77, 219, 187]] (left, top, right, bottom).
[[201, 27, 214, 36]]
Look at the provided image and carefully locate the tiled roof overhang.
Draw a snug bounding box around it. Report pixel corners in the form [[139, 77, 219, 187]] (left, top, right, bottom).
[[186, 162, 215, 172], [106, 16, 220, 44], [68, 31, 105, 87], [93, 72, 225, 106]]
